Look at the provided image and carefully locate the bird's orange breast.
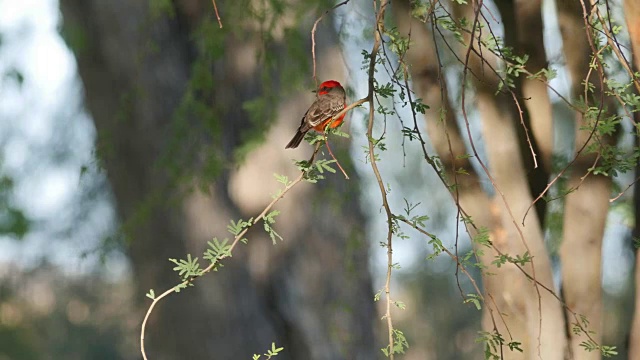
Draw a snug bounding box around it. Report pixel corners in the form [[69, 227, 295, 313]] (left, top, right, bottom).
[[312, 112, 346, 132]]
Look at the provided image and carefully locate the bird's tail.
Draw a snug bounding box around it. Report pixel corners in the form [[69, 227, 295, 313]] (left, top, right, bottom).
[[285, 131, 306, 149]]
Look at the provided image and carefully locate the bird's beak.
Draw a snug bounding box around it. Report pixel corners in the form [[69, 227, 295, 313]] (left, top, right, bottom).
[[311, 90, 317, 93]]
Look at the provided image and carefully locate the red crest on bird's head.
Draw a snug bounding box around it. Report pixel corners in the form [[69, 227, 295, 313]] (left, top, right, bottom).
[[320, 80, 342, 88], [317, 80, 343, 95]]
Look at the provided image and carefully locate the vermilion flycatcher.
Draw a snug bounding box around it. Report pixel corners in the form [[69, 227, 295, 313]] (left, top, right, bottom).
[[285, 80, 346, 149]]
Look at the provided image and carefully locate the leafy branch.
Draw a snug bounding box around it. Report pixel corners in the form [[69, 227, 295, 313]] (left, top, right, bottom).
[[140, 144, 325, 360], [364, 0, 402, 357], [252, 342, 284, 360]]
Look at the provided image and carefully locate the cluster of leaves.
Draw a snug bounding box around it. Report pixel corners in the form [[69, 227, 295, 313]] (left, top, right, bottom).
[[0, 174, 30, 239], [381, 329, 409, 357], [572, 315, 619, 357], [476, 331, 523, 360], [295, 157, 337, 183], [491, 251, 532, 268], [252, 342, 284, 360]]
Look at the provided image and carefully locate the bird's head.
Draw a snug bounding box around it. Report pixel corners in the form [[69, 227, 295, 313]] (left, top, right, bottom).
[[316, 80, 344, 95]]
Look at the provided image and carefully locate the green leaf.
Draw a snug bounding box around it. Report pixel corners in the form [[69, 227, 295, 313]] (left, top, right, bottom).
[[411, 99, 429, 114], [374, 288, 383, 302], [601, 345, 618, 357], [464, 294, 482, 310], [508, 342, 523, 352], [375, 82, 396, 98], [472, 227, 491, 247], [328, 128, 350, 138], [274, 173, 291, 186], [394, 300, 406, 310], [204, 238, 232, 264], [146, 289, 156, 300], [169, 254, 203, 280], [264, 210, 283, 244], [228, 218, 252, 236]]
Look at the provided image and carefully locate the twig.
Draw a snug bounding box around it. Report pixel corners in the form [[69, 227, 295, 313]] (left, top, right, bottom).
[[323, 135, 349, 179], [211, 0, 223, 28], [311, 0, 350, 84], [610, 173, 640, 202], [334, 98, 368, 121]]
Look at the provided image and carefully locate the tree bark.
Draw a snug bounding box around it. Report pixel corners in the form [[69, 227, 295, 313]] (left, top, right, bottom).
[[59, 0, 376, 359]]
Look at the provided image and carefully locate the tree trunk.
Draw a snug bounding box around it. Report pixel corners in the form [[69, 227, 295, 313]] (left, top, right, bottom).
[[556, 1, 619, 358], [393, 1, 565, 357], [623, 0, 640, 357], [59, 0, 376, 359], [453, 2, 566, 359]]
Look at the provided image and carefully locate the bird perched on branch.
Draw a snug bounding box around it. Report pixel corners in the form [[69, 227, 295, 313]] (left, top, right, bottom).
[[285, 80, 346, 149]]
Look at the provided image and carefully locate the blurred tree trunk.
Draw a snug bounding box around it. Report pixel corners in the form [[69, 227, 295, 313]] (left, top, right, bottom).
[[391, 3, 500, 356], [59, 1, 376, 359], [630, 117, 640, 360], [556, 1, 620, 358], [624, 0, 640, 357], [391, 1, 525, 356], [454, 2, 565, 359], [393, 0, 565, 357]]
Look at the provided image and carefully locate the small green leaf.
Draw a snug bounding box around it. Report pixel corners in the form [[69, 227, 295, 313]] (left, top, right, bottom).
[[274, 173, 291, 186], [464, 294, 482, 310], [169, 254, 203, 280], [264, 210, 283, 244], [146, 289, 156, 300], [394, 301, 406, 310], [204, 238, 232, 263]]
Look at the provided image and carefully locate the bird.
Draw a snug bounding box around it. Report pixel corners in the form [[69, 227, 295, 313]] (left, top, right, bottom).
[[285, 80, 346, 149]]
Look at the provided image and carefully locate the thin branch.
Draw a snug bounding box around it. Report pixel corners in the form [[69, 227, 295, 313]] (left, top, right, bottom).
[[323, 134, 349, 179], [211, 0, 223, 28], [311, 0, 350, 84], [610, 174, 640, 202], [364, 0, 394, 356]]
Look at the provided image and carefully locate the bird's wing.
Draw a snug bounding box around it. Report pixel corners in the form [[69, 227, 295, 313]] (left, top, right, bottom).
[[304, 94, 345, 129]]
